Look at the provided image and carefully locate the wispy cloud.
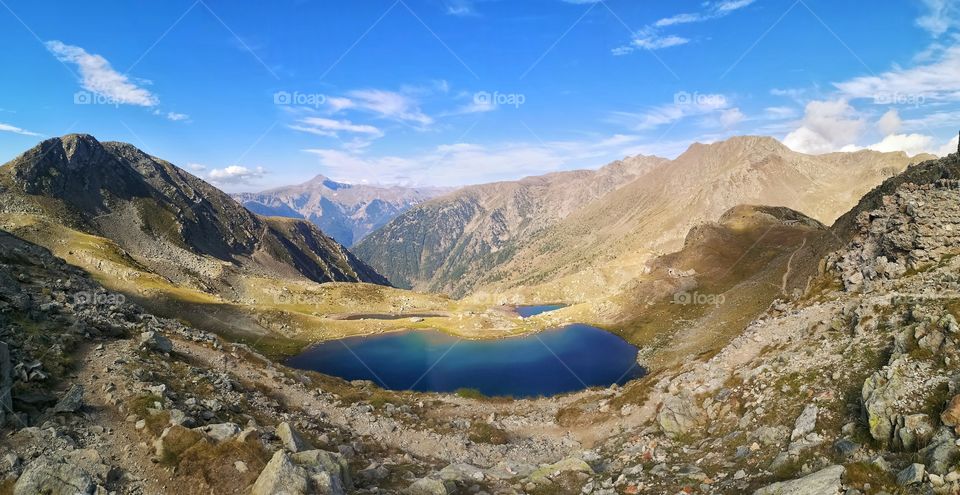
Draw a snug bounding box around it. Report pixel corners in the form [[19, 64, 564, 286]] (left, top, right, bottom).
[[327, 89, 433, 126], [614, 0, 756, 55], [615, 93, 738, 131], [45, 40, 158, 107], [165, 112, 190, 122], [289, 117, 384, 138], [301, 133, 651, 186], [0, 123, 42, 137], [916, 0, 960, 36]]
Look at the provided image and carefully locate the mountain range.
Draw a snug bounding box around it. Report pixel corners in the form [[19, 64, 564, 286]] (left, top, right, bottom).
[[356, 136, 935, 299], [234, 176, 452, 246]]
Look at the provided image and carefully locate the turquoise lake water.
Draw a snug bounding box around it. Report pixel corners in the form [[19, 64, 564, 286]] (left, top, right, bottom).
[[286, 308, 645, 397]]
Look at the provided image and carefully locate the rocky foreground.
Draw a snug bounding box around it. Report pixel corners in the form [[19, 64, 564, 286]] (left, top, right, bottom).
[[3, 156, 960, 494]]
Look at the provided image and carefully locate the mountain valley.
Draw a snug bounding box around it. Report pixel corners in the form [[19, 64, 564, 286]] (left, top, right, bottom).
[[1, 134, 959, 495]]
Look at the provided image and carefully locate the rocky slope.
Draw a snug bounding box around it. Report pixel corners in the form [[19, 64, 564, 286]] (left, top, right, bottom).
[[0, 134, 387, 290], [354, 155, 667, 295], [235, 176, 452, 247]]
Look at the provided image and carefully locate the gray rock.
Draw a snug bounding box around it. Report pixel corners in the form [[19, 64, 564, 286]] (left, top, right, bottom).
[[251, 449, 350, 495], [439, 463, 484, 483], [53, 384, 84, 413], [138, 331, 172, 353], [194, 422, 240, 442], [753, 465, 844, 495], [922, 427, 960, 474], [13, 455, 96, 495], [897, 463, 925, 486], [404, 478, 449, 495], [657, 394, 703, 438], [277, 421, 312, 453], [790, 404, 818, 442], [833, 438, 860, 458], [251, 451, 310, 495]]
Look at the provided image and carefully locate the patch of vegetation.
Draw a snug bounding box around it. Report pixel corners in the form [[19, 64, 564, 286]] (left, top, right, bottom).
[[844, 461, 896, 494], [0, 477, 15, 495], [467, 421, 509, 445], [128, 394, 170, 436], [176, 439, 269, 491], [454, 388, 485, 400]]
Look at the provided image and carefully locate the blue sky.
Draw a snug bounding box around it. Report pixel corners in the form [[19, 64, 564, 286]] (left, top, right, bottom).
[[0, 0, 958, 191]]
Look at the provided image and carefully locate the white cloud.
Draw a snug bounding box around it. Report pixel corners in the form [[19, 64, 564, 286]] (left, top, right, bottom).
[[0, 123, 41, 137], [867, 133, 935, 156], [187, 163, 207, 172], [289, 117, 384, 138], [764, 106, 798, 119], [916, 0, 960, 36], [783, 99, 865, 154], [614, 0, 754, 55], [834, 45, 960, 104], [45, 40, 158, 107], [720, 108, 745, 128], [166, 112, 190, 122], [208, 165, 266, 185], [938, 134, 959, 156], [877, 109, 902, 135]]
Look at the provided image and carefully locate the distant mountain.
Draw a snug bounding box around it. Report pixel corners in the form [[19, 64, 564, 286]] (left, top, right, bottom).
[[0, 134, 388, 293], [353, 155, 668, 295], [234, 176, 453, 246], [357, 136, 934, 299]]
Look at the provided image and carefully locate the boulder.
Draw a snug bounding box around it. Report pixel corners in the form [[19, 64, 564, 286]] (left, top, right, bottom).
[[753, 465, 844, 495], [251, 451, 310, 495], [657, 394, 703, 438], [53, 384, 84, 413], [894, 413, 935, 451], [13, 455, 96, 495], [290, 449, 351, 494], [439, 463, 484, 483], [404, 478, 449, 495], [251, 449, 350, 495], [897, 463, 925, 486], [941, 394, 960, 430], [922, 427, 960, 475], [194, 422, 240, 442], [138, 331, 172, 353], [790, 404, 818, 441], [277, 421, 312, 453]]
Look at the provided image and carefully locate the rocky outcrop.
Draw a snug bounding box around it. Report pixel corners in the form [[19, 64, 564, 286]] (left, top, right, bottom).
[[753, 465, 844, 495], [251, 449, 350, 495]]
